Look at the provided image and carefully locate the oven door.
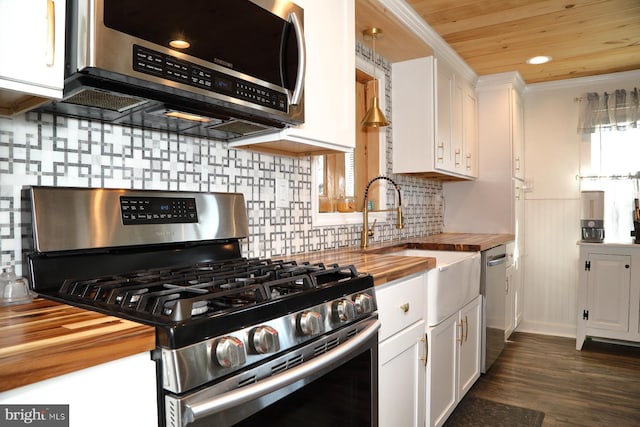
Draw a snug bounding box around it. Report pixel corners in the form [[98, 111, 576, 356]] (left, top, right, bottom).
[[164, 318, 379, 427]]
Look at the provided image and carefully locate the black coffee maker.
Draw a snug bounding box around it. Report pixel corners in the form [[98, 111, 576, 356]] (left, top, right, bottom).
[[580, 191, 605, 243]]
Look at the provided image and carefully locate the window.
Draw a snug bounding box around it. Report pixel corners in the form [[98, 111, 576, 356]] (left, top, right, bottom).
[[580, 128, 640, 242], [311, 56, 387, 226]]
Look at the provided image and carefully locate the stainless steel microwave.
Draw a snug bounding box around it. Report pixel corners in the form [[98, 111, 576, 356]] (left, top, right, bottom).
[[42, 0, 306, 139]]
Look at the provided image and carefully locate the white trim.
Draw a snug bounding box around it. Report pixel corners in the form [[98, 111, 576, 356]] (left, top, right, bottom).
[[516, 320, 577, 338], [378, 0, 477, 83], [310, 56, 388, 227], [476, 71, 526, 94], [526, 69, 640, 92]]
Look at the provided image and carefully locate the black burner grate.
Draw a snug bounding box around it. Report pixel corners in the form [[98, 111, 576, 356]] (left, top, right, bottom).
[[59, 258, 359, 322]]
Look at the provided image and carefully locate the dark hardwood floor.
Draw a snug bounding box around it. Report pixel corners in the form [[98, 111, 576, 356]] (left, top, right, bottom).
[[466, 332, 640, 426]]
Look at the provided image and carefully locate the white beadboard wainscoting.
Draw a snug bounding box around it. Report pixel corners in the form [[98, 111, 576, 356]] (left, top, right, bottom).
[[519, 198, 580, 337], [521, 70, 640, 339]]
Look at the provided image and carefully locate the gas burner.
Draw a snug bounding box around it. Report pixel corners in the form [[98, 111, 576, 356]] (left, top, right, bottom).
[[55, 258, 362, 323]]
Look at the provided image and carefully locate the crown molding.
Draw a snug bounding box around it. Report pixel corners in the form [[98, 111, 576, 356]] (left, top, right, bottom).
[[476, 72, 527, 94], [526, 69, 640, 92], [378, 0, 477, 83]]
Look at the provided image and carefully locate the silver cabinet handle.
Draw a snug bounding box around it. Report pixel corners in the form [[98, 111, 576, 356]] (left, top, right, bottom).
[[437, 142, 445, 162], [464, 315, 468, 342]]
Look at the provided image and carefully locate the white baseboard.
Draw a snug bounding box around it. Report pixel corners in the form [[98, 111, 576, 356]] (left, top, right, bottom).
[[515, 320, 576, 339]]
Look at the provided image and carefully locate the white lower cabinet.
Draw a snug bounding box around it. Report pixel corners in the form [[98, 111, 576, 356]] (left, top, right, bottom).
[[379, 320, 426, 427], [376, 273, 426, 427], [577, 244, 640, 349], [426, 295, 482, 427], [505, 263, 515, 339], [0, 353, 157, 427], [376, 271, 481, 427]]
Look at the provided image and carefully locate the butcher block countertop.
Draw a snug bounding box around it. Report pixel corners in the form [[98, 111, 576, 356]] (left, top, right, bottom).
[[286, 233, 514, 285], [0, 232, 512, 392], [393, 232, 514, 252], [0, 299, 155, 392]]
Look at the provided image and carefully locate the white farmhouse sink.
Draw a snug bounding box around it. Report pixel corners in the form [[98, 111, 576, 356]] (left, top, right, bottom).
[[388, 249, 481, 326]]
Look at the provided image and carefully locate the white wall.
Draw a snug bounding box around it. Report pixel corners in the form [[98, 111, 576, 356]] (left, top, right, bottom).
[[520, 69, 640, 337]]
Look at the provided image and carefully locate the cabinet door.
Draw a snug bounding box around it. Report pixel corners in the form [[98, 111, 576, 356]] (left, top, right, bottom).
[[511, 88, 524, 179], [514, 255, 524, 328], [391, 57, 436, 174], [435, 57, 454, 173], [505, 265, 515, 339], [292, 0, 354, 148], [462, 84, 478, 177], [426, 315, 457, 427], [458, 296, 481, 400], [0, 0, 65, 97], [379, 320, 426, 427], [451, 77, 464, 174], [586, 253, 631, 332]]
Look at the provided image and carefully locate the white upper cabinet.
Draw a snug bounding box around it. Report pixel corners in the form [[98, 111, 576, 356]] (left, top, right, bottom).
[[0, 0, 65, 116], [228, 0, 355, 156], [436, 57, 454, 172], [392, 55, 478, 180]]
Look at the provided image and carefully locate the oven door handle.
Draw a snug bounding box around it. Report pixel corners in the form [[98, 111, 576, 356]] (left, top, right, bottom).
[[181, 319, 380, 426]]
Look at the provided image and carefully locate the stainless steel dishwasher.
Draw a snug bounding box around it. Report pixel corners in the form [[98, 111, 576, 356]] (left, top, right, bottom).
[[481, 244, 508, 373]]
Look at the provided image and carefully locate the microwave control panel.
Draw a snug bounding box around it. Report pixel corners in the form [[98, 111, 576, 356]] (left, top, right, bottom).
[[132, 45, 288, 113]]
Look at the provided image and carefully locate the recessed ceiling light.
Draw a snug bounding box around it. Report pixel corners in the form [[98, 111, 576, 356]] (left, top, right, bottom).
[[169, 39, 190, 49], [526, 55, 552, 65]]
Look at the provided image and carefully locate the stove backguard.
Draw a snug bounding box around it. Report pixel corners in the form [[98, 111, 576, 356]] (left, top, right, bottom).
[[24, 186, 249, 253]]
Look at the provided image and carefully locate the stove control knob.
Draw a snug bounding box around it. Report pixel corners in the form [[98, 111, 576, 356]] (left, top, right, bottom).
[[354, 293, 374, 315], [215, 336, 246, 368], [333, 298, 356, 322], [251, 325, 280, 354], [297, 310, 324, 336]]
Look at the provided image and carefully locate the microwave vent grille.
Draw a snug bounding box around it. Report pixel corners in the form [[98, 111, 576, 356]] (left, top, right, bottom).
[[64, 89, 148, 113], [207, 120, 269, 136]]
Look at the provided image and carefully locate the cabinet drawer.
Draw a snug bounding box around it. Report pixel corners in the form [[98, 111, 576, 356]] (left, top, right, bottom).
[[376, 273, 425, 341]]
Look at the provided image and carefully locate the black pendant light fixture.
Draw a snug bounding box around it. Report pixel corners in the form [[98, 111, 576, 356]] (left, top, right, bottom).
[[361, 27, 389, 128]]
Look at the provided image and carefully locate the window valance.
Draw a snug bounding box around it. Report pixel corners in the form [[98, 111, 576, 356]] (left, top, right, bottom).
[[578, 88, 639, 135]]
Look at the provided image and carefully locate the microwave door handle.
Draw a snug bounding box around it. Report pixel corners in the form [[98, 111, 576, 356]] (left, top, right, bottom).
[[288, 11, 306, 106], [181, 319, 380, 426]]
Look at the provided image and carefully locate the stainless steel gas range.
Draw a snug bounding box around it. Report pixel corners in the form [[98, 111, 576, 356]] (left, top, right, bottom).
[[24, 187, 379, 427]]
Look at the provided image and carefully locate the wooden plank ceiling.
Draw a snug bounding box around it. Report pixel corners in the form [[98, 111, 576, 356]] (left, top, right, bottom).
[[356, 0, 433, 63], [405, 0, 640, 83]]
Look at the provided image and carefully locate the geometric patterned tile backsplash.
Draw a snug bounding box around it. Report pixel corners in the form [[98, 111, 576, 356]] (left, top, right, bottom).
[[0, 111, 443, 275], [0, 44, 444, 275]]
